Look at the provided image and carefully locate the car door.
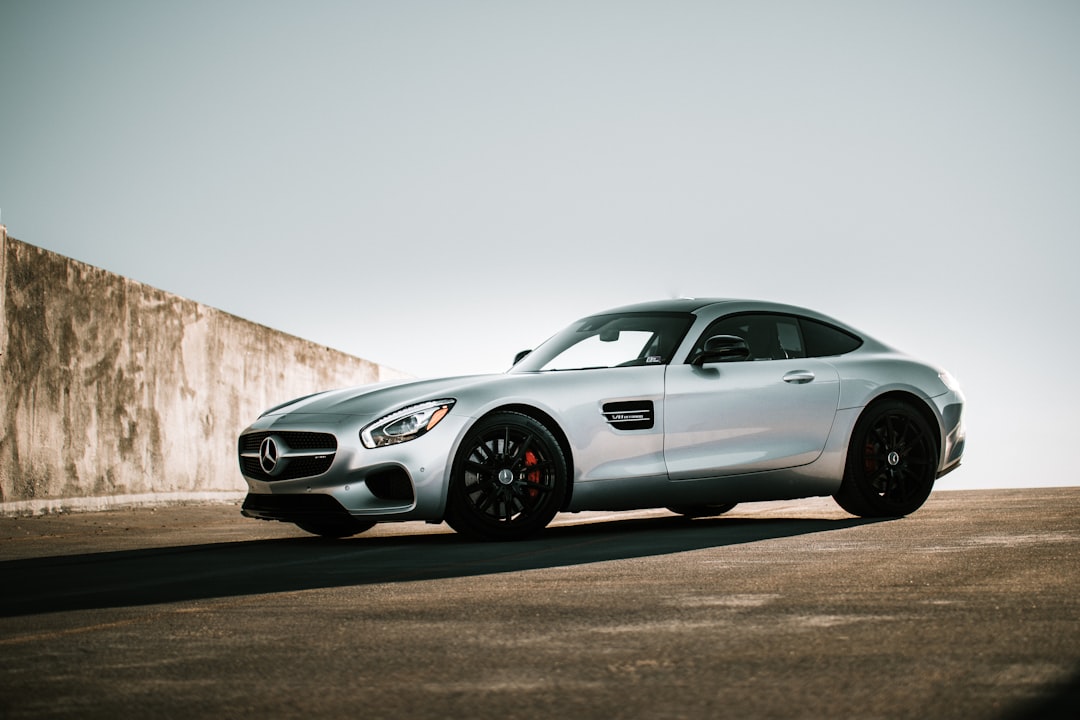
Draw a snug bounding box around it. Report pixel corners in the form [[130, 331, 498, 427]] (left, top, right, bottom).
[[520, 320, 677, 487], [663, 314, 840, 481]]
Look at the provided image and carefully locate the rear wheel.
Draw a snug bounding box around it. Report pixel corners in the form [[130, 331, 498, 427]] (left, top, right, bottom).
[[445, 412, 567, 541], [667, 503, 737, 518], [834, 400, 938, 517]]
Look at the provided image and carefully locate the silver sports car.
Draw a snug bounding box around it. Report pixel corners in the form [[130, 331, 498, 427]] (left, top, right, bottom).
[[239, 299, 965, 541]]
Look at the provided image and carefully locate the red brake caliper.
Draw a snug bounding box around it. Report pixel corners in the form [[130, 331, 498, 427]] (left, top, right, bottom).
[[524, 450, 540, 498]]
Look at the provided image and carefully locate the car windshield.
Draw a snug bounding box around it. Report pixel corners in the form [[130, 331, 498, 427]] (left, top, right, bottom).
[[510, 312, 695, 372]]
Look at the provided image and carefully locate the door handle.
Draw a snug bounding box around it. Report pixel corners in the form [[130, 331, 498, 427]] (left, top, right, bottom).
[[782, 370, 815, 384]]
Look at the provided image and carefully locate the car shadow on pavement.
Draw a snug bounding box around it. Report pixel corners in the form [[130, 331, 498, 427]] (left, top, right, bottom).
[[0, 514, 885, 618]]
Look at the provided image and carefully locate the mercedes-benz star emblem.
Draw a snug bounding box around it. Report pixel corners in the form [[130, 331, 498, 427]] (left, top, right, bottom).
[[259, 436, 280, 475]]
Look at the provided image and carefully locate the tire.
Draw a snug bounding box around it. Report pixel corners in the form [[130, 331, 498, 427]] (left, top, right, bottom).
[[295, 518, 376, 539], [444, 412, 568, 541], [667, 503, 738, 518], [833, 400, 938, 518]]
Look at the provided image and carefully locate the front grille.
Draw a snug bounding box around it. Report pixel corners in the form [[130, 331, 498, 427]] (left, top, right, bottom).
[[239, 431, 337, 454], [238, 431, 338, 482]]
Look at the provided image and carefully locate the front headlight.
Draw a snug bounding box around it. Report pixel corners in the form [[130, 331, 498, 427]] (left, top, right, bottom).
[[360, 399, 456, 449]]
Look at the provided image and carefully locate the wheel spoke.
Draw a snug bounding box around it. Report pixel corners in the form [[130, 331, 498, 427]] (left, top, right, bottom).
[[510, 432, 535, 465], [881, 416, 898, 444], [475, 488, 498, 514], [514, 481, 552, 505], [882, 416, 896, 447], [473, 441, 494, 465], [882, 475, 902, 501], [524, 463, 551, 483], [870, 425, 889, 451], [895, 420, 916, 454], [499, 494, 516, 521], [465, 460, 490, 475], [897, 468, 919, 498]]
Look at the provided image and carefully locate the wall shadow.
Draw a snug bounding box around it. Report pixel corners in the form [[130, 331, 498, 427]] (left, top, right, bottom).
[[1, 515, 884, 618]]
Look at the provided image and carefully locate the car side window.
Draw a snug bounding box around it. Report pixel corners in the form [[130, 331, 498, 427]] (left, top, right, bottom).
[[690, 313, 866, 363], [691, 314, 806, 362], [799, 318, 863, 356]]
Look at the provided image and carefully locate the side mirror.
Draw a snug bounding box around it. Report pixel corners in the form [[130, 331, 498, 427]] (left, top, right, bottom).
[[513, 349, 532, 365], [690, 335, 751, 366]]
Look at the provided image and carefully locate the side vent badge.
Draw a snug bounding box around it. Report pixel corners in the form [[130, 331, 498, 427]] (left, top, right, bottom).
[[601, 401, 655, 431]]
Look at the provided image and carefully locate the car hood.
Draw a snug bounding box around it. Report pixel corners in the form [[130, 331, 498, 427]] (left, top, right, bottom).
[[261, 374, 502, 419]]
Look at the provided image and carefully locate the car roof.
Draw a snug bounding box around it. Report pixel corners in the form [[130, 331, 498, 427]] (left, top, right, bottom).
[[595, 298, 740, 314], [591, 298, 871, 341], [596, 297, 821, 316]]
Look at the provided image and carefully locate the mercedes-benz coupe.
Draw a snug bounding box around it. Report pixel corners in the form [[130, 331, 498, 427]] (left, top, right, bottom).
[[239, 299, 965, 541]]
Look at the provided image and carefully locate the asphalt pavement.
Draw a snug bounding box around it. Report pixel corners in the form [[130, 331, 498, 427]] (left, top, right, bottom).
[[1, 487, 1078, 720]]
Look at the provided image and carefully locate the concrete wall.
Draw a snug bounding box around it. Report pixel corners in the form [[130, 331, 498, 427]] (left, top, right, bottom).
[[0, 227, 408, 515]]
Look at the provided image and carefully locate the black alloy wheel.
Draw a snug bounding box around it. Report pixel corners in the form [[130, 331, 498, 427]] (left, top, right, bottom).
[[834, 399, 938, 517], [445, 412, 567, 541]]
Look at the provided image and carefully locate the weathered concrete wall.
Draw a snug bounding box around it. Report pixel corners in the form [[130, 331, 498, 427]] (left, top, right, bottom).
[[0, 228, 408, 515]]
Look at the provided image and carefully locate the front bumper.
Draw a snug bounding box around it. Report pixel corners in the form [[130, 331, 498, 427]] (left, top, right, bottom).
[[241, 492, 357, 524], [237, 413, 470, 523], [934, 391, 966, 478]]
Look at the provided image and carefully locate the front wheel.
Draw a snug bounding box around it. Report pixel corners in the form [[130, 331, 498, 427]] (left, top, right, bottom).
[[444, 412, 568, 541], [834, 400, 938, 518]]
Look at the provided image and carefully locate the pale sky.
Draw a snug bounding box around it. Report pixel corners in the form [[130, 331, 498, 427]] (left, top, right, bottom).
[[2, 1, 1078, 492]]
